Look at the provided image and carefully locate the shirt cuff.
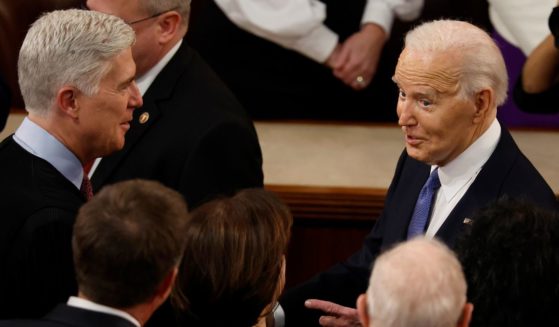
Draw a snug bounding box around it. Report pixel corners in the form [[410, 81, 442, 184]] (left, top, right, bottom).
[[361, 0, 394, 35], [289, 25, 339, 63]]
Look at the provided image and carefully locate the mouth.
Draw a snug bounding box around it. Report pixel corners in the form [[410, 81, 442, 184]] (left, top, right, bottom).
[[404, 133, 423, 146], [120, 121, 131, 132]]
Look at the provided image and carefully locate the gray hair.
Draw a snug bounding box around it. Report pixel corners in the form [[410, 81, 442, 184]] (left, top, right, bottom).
[[18, 9, 135, 116], [404, 19, 508, 107], [139, 0, 191, 28], [367, 238, 467, 327]]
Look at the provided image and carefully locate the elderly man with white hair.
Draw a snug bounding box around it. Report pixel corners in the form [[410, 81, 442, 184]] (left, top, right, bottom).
[[280, 19, 557, 327], [356, 238, 473, 327]]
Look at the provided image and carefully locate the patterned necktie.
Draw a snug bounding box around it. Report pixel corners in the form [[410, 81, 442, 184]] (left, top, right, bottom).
[[407, 168, 441, 239], [80, 174, 94, 201]]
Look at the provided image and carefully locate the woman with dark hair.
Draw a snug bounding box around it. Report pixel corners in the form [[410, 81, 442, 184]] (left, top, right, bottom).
[[174, 188, 293, 326], [457, 197, 559, 327]]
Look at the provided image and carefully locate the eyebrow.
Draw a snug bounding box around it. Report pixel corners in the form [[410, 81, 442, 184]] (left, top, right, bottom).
[[118, 76, 135, 89]]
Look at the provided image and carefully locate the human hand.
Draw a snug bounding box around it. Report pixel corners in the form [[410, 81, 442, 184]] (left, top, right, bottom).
[[326, 43, 343, 70], [331, 23, 387, 90], [305, 299, 361, 327]]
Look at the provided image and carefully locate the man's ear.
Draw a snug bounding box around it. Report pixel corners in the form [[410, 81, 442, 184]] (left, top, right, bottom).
[[56, 86, 80, 119], [155, 267, 178, 303], [356, 293, 370, 327], [156, 11, 181, 43], [472, 89, 493, 124], [457, 302, 473, 327]]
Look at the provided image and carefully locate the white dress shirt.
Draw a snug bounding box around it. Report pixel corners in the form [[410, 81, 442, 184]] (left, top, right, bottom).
[[214, 0, 424, 62], [13, 117, 83, 189], [425, 119, 501, 237], [67, 296, 140, 327]]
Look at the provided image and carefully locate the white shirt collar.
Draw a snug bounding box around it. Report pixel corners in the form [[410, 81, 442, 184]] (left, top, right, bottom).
[[67, 296, 140, 327], [13, 117, 83, 189], [136, 39, 182, 96], [436, 119, 501, 202]]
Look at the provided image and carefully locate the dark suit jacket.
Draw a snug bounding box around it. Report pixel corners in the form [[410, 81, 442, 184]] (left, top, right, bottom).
[[0, 137, 84, 319], [91, 41, 263, 209], [0, 304, 136, 327], [280, 125, 558, 326]]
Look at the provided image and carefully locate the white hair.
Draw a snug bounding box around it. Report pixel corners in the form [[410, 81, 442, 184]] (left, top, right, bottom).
[[18, 9, 135, 116], [140, 0, 191, 28], [367, 238, 467, 327], [404, 19, 508, 107]]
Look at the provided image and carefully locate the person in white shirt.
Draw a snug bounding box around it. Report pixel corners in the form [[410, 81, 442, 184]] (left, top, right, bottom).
[[357, 238, 473, 327], [0, 180, 189, 327], [488, 0, 555, 56], [214, 0, 424, 89], [186, 0, 424, 120]]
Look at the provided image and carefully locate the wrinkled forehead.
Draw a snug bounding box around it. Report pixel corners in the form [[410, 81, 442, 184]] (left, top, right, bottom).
[[393, 48, 462, 95]]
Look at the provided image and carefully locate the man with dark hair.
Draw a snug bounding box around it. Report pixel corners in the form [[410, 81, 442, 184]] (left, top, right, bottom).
[[175, 188, 292, 326], [457, 197, 559, 327], [0, 179, 189, 327]]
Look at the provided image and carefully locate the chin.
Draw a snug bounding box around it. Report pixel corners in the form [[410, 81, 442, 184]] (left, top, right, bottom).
[[406, 149, 432, 165]]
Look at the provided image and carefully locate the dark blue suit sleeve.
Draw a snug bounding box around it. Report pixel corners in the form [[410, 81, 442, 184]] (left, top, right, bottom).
[[279, 150, 409, 327]]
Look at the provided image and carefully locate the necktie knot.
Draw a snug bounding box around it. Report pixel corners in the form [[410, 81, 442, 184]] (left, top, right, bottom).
[[425, 168, 441, 191], [407, 168, 440, 239]]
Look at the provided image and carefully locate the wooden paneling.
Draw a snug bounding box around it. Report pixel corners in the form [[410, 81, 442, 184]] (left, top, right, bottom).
[[266, 184, 385, 288]]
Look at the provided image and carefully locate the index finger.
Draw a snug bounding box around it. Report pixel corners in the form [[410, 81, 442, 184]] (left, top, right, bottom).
[[305, 299, 354, 316]]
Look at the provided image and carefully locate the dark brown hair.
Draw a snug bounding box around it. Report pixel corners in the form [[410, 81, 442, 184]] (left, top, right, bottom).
[[73, 179, 188, 308], [174, 188, 292, 326], [457, 197, 559, 327]]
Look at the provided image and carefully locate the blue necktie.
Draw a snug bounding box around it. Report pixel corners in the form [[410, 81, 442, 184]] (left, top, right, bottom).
[[407, 168, 441, 239]]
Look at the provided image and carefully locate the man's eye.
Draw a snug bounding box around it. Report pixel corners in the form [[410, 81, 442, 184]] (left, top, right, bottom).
[[398, 90, 406, 98], [419, 99, 432, 108]]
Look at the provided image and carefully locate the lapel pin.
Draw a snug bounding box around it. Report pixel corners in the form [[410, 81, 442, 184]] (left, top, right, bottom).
[[139, 112, 150, 124], [463, 218, 473, 225]]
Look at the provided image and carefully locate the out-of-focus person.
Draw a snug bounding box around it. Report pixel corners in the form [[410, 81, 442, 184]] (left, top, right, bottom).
[[457, 197, 559, 327], [173, 188, 292, 326], [0, 179, 189, 327], [357, 238, 472, 327]]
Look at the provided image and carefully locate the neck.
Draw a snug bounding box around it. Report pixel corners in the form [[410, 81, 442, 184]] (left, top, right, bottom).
[[253, 316, 267, 327], [78, 292, 153, 326], [28, 113, 89, 165]]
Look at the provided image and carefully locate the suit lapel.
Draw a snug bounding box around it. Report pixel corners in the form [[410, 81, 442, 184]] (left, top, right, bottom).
[[384, 155, 431, 244], [91, 41, 192, 190], [436, 125, 518, 246]]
